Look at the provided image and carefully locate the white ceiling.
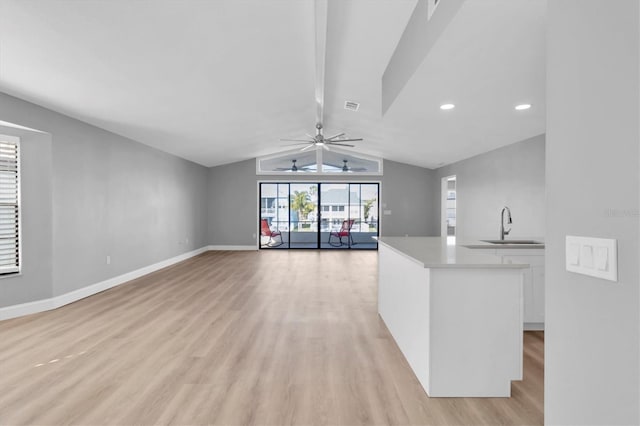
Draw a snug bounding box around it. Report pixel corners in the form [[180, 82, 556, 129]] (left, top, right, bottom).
[[382, 0, 546, 168], [0, 0, 545, 169]]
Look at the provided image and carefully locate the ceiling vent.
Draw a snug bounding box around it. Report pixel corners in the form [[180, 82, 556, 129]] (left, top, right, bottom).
[[344, 101, 360, 112]]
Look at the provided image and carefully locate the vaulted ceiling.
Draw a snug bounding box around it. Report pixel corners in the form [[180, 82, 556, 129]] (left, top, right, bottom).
[[0, 0, 545, 169]]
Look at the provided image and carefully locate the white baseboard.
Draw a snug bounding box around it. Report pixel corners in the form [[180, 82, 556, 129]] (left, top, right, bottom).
[[524, 322, 544, 331], [207, 245, 257, 251], [0, 298, 55, 322], [0, 246, 210, 321]]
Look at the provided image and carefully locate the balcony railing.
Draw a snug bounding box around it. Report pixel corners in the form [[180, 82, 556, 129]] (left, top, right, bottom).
[[265, 219, 378, 233]]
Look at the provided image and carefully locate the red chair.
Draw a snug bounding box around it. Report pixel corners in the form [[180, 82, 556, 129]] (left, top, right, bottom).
[[328, 219, 355, 247], [260, 219, 283, 247]]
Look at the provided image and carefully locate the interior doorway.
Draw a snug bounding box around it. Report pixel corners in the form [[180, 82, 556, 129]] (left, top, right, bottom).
[[441, 176, 456, 241], [259, 182, 379, 250]]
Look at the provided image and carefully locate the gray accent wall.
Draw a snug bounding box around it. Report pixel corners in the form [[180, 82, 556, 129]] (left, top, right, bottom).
[[381, 160, 439, 237], [435, 134, 545, 240], [207, 159, 257, 246], [0, 92, 209, 303], [546, 1, 639, 424], [206, 158, 439, 246]]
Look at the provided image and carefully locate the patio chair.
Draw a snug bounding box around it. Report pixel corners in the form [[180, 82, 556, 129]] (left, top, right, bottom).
[[328, 219, 355, 247], [260, 219, 283, 247]]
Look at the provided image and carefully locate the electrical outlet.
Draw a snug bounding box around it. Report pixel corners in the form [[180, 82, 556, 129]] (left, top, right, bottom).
[[106, 255, 111, 265], [252, 233, 257, 239], [185, 237, 189, 244]]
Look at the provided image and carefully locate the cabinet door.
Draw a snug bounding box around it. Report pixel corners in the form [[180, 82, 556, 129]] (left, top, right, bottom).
[[521, 267, 535, 323], [500, 254, 545, 325], [531, 265, 545, 323]]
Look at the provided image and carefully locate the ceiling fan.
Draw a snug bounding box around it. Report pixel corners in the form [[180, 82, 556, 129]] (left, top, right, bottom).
[[274, 159, 313, 172], [281, 123, 363, 152], [280, 0, 363, 152], [341, 159, 366, 172]]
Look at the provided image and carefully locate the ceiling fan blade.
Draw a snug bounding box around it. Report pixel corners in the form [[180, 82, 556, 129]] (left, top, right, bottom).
[[300, 144, 316, 152], [322, 144, 330, 151], [326, 132, 345, 140], [329, 138, 363, 142], [282, 143, 313, 148], [280, 138, 314, 142], [305, 133, 315, 139], [327, 142, 355, 148]]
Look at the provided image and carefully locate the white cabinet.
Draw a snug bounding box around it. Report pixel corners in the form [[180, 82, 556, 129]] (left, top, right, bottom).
[[497, 250, 545, 329]]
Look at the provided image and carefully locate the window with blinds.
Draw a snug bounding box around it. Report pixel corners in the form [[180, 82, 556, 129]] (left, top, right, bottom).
[[0, 137, 20, 274]]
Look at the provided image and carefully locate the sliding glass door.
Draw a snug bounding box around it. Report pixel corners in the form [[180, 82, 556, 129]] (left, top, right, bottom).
[[259, 183, 289, 249], [349, 183, 379, 249], [289, 183, 319, 249], [259, 182, 379, 250]]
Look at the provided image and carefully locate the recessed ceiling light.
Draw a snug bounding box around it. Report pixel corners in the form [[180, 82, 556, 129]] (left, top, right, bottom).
[[515, 103, 532, 110], [440, 103, 455, 110]]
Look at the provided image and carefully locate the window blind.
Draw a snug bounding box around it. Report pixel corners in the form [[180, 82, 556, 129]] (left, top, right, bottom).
[[0, 138, 20, 274]]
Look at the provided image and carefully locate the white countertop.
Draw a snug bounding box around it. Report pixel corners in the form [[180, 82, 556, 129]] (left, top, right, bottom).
[[377, 237, 531, 269]]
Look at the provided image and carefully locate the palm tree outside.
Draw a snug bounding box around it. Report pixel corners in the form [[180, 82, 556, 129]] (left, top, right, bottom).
[[290, 190, 316, 231]]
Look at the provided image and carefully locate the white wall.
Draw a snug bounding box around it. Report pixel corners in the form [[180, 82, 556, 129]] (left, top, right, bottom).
[[546, 1, 639, 424], [435, 134, 545, 240]]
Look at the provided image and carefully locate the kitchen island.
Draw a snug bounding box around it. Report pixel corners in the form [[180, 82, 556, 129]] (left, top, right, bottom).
[[459, 238, 546, 329], [377, 237, 529, 397]]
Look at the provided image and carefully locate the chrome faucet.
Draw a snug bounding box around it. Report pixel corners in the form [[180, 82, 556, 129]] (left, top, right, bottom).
[[500, 206, 512, 240]]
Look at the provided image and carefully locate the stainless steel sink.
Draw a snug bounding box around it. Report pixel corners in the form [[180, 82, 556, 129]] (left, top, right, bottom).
[[481, 239, 543, 245]]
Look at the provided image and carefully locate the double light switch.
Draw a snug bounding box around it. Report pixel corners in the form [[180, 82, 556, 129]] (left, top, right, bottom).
[[566, 236, 617, 282]]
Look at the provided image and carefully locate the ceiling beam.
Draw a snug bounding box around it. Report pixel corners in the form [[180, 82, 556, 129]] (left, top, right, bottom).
[[315, 0, 328, 127], [381, 0, 465, 115]]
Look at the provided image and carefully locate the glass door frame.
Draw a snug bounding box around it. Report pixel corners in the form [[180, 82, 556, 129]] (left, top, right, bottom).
[[258, 180, 381, 250]]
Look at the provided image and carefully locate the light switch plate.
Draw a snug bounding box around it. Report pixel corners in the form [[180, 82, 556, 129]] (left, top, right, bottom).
[[566, 236, 617, 282]]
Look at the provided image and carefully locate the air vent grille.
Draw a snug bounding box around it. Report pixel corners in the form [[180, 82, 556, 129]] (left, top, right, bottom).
[[344, 101, 360, 111]]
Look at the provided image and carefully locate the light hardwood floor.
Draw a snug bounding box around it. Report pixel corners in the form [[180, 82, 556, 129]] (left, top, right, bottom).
[[0, 250, 543, 425]]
